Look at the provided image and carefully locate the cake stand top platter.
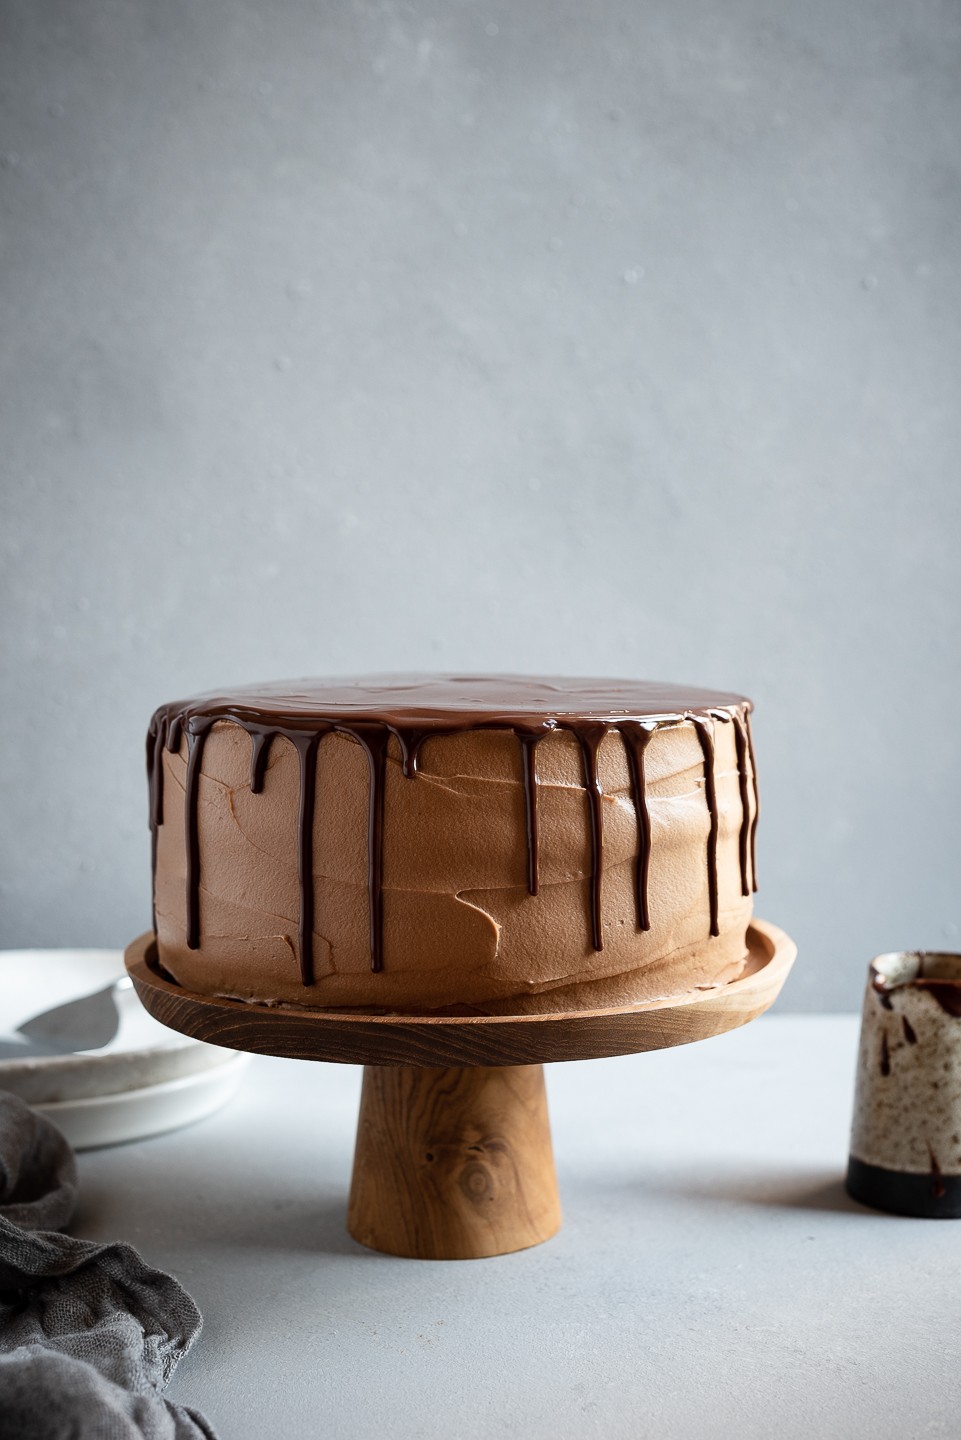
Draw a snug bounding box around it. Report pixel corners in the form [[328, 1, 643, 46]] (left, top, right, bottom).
[[125, 918, 794, 1069]]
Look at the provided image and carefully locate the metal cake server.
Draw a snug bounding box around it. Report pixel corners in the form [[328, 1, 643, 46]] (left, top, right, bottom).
[[0, 976, 135, 1059]]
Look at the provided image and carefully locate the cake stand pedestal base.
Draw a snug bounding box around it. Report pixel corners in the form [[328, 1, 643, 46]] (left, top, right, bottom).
[[347, 1064, 560, 1259], [126, 919, 795, 1260]]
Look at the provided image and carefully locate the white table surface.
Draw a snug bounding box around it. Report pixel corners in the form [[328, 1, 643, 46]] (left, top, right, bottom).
[[74, 1015, 961, 1439]]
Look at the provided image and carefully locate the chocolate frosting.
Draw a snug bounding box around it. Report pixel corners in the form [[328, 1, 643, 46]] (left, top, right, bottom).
[[147, 675, 756, 987]]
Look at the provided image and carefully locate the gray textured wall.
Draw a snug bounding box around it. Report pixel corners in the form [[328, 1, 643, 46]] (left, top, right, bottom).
[[2, 0, 959, 1010]]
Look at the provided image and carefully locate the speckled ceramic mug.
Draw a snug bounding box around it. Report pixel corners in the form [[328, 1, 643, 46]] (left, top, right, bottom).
[[847, 951, 961, 1218]]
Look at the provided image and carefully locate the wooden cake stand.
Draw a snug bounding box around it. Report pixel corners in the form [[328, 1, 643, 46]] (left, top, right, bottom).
[[125, 919, 794, 1261]]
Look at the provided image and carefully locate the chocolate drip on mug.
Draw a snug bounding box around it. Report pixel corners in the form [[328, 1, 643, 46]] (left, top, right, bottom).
[[690, 716, 720, 938], [928, 1146, 947, 1199], [919, 981, 961, 1018], [617, 721, 655, 932], [148, 676, 754, 986]]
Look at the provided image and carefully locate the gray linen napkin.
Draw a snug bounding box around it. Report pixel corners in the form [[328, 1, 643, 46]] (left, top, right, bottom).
[[0, 1091, 218, 1439]]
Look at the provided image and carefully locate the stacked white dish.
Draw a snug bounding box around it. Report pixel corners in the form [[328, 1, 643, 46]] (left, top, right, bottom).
[[0, 949, 249, 1149]]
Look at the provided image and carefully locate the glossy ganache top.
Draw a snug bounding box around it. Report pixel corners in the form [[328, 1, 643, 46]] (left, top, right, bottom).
[[148, 675, 758, 986], [150, 673, 751, 731]]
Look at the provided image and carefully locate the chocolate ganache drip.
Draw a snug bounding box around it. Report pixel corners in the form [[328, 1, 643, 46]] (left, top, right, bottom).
[[146, 675, 756, 986]]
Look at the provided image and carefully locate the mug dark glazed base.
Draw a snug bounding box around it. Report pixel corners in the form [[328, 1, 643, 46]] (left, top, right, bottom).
[[846, 1155, 961, 1218]]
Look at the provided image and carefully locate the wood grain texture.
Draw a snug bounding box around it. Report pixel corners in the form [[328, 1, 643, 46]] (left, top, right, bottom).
[[347, 1064, 561, 1258], [124, 919, 796, 1068]]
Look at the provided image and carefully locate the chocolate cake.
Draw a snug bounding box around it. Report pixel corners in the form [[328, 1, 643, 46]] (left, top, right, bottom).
[[146, 675, 759, 1014]]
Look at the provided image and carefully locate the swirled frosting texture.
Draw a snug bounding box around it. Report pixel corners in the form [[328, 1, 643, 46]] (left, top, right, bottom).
[[149, 676, 758, 1014]]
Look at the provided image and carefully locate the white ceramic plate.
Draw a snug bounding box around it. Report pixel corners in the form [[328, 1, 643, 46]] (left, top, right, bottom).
[[35, 1053, 251, 1150], [0, 949, 250, 1147]]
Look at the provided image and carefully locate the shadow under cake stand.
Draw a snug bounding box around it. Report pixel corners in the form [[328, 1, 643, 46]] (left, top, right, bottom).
[[125, 918, 795, 1260]]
